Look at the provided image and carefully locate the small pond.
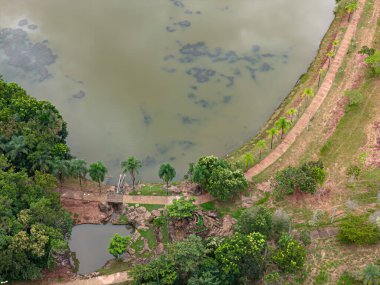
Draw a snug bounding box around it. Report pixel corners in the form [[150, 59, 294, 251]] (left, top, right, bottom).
[[69, 223, 133, 275]]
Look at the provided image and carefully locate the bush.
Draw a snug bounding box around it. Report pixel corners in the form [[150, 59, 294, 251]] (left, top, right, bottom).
[[273, 161, 325, 198], [207, 167, 248, 201], [336, 272, 359, 285], [215, 232, 267, 282], [272, 209, 291, 240], [192, 155, 248, 201], [235, 206, 272, 237], [346, 165, 361, 180], [166, 196, 196, 219], [345, 90, 363, 106], [108, 234, 131, 259], [272, 234, 306, 273], [299, 229, 311, 246], [358, 264, 380, 285], [364, 50, 380, 76], [337, 215, 379, 245]]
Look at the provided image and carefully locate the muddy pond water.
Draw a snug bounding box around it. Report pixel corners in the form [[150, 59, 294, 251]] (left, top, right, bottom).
[[0, 0, 335, 182], [69, 223, 133, 275]]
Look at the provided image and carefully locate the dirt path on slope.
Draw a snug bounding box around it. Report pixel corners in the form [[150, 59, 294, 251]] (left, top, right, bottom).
[[244, 0, 367, 180]]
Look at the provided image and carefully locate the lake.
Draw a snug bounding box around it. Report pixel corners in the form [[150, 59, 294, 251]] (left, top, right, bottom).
[[69, 223, 133, 275], [0, 0, 335, 182]]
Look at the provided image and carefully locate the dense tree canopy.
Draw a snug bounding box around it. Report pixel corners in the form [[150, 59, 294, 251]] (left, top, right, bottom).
[[0, 156, 72, 281], [0, 78, 70, 174]]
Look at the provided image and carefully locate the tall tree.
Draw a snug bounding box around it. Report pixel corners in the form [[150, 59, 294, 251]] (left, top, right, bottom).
[[286, 108, 298, 123], [327, 50, 335, 68], [121, 157, 142, 190], [89, 161, 108, 192], [302, 88, 315, 108], [275, 117, 291, 139], [69, 159, 87, 187], [243, 153, 254, 169], [266, 128, 278, 149], [159, 163, 176, 191], [51, 159, 70, 188], [318, 68, 325, 87], [5, 135, 28, 162], [108, 234, 131, 259], [255, 140, 267, 159]]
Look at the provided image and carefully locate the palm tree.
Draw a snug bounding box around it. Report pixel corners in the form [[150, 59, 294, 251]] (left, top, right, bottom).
[[327, 50, 335, 68], [5, 135, 28, 162], [89, 161, 108, 192], [51, 159, 70, 188], [29, 150, 53, 173], [69, 159, 87, 187], [302, 88, 315, 108], [332, 40, 340, 53], [255, 140, 267, 159], [121, 157, 142, 190], [318, 68, 325, 87], [345, 0, 358, 22], [158, 163, 176, 194], [243, 153, 254, 169], [275, 117, 291, 139], [286, 108, 298, 123], [266, 128, 278, 149]]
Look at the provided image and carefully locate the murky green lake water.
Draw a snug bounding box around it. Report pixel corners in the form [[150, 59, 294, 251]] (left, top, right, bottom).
[[69, 223, 133, 275], [0, 0, 335, 182]]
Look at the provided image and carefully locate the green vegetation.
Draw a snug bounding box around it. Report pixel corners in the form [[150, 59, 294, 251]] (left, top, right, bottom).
[[235, 206, 272, 237], [199, 201, 216, 211], [365, 49, 380, 76], [108, 234, 131, 259], [344, 0, 359, 22], [191, 155, 248, 201], [166, 196, 196, 219], [337, 215, 379, 245], [89, 161, 108, 192], [0, 78, 73, 282], [158, 163, 176, 189], [272, 234, 306, 273], [121, 156, 142, 190], [273, 160, 326, 197], [130, 185, 168, 196]]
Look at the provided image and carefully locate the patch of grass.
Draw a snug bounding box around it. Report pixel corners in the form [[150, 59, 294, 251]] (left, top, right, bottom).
[[114, 215, 129, 225], [316, 270, 329, 284], [231, 207, 244, 219], [140, 228, 157, 249], [320, 81, 376, 168], [129, 185, 168, 196], [127, 203, 164, 212], [199, 201, 215, 211], [255, 192, 271, 205], [98, 259, 131, 275]]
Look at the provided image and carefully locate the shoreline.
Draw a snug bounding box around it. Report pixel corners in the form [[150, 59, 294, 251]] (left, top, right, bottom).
[[225, 4, 347, 166]]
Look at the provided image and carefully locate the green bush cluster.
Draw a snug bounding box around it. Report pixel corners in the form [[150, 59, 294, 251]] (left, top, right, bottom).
[[338, 215, 379, 245], [191, 155, 248, 201], [273, 160, 326, 198]]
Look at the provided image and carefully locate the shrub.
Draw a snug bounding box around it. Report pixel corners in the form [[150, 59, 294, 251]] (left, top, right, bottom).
[[364, 50, 380, 76], [345, 90, 363, 106], [272, 209, 291, 240], [336, 272, 358, 285], [166, 196, 196, 219], [358, 264, 380, 285], [346, 165, 361, 180], [337, 215, 379, 245], [108, 234, 131, 259], [264, 272, 282, 285], [272, 234, 306, 273], [207, 166, 248, 201], [235, 206, 272, 237], [273, 161, 325, 198], [299, 229, 311, 246], [215, 232, 267, 282]]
